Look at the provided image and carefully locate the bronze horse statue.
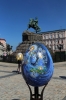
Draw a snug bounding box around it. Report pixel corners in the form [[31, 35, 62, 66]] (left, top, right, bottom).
[[27, 18, 41, 33]]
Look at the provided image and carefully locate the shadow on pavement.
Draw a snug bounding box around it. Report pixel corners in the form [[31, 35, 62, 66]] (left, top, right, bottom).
[[62, 96, 66, 100], [52, 76, 66, 81], [0, 73, 18, 79], [12, 70, 18, 73], [0, 70, 13, 73], [12, 99, 20, 100], [0, 70, 18, 73], [59, 76, 66, 79]]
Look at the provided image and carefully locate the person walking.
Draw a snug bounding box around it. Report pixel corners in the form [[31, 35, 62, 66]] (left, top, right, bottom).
[[16, 53, 23, 74], [17, 59, 22, 74]]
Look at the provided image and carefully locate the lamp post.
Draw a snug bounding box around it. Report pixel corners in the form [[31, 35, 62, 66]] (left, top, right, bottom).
[[57, 44, 63, 61]]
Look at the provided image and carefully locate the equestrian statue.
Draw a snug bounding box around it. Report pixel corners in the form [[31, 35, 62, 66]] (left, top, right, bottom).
[[27, 17, 41, 33]]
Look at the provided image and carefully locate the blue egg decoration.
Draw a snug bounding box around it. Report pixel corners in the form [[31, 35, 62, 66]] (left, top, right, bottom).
[[21, 43, 54, 87]]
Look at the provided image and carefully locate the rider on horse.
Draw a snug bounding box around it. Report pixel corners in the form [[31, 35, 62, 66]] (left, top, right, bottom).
[[27, 17, 41, 33]]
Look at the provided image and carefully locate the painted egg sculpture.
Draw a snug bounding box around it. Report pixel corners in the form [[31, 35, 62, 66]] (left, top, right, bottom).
[[21, 43, 54, 87], [16, 53, 23, 61]]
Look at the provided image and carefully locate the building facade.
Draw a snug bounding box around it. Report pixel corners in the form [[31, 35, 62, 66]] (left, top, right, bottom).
[[0, 38, 6, 56], [0, 38, 6, 48], [41, 29, 66, 52]]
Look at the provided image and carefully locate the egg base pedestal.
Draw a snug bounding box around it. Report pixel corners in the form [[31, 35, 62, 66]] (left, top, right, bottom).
[[26, 82, 48, 100]]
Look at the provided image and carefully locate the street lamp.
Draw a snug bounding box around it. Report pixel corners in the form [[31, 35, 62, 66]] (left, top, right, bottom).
[[57, 44, 63, 61], [57, 44, 63, 52]]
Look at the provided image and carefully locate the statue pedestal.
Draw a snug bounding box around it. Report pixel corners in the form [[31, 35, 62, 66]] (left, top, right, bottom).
[[26, 82, 48, 100]]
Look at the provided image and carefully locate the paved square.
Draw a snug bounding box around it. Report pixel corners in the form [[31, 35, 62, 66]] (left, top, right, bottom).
[[0, 62, 66, 100]]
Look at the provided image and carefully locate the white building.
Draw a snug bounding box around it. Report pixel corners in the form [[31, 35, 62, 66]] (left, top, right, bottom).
[[40, 29, 66, 52]]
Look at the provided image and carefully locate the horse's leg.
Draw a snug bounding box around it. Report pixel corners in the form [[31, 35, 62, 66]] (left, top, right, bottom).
[[27, 25, 30, 30]]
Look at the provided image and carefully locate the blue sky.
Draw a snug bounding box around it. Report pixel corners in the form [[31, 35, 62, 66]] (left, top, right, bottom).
[[0, 0, 66, 51]]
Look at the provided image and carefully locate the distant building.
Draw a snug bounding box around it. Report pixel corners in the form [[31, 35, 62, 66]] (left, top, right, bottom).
[[0, 38, 6, 48], [40, 29, 66, 52], [0, 38, 6, 56]]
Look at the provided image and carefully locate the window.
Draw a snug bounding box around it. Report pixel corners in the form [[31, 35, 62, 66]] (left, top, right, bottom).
[[53, 45, 55, 50], [44, 41, 46, 44], [56, 34, 58, 38], [61, 45, 63, 49], [61, 33, 63, 38], [44, 35, 45, 39], [55, 40, 58, 44], [55, 45, 58, 50], [48, 41, 50, 44], [46, 35, 48, 39], [53, 40, 54, 44], [62, 40, 63, 43], [43, 35, 44, 40], [54, 34, 56, 38], [64, 45, 65, 49], [59, 34, 61, 38], [49, 45, 51, 48], [46, 41, 48, 45], [58, 34, 60, 38], [49, 34, 52, 39]]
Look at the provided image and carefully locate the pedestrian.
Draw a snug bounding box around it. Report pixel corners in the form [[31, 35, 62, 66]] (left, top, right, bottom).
[[16, 53, 23, 74], [17, 59, 22, 74]]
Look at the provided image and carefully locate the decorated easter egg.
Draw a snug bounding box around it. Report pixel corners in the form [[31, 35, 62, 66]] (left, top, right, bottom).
[[21, 43, 54, 87]]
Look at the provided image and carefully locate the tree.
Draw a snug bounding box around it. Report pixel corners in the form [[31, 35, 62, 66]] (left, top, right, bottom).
[[6, 44, 13, 52]]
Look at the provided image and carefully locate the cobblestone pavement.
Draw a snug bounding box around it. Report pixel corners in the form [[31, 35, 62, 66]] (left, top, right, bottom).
[[0, 62, 66, 100]]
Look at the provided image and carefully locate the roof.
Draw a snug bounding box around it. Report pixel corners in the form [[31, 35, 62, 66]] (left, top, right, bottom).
[[40, 29, 66, 34], [0, 38, 6, 41]]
